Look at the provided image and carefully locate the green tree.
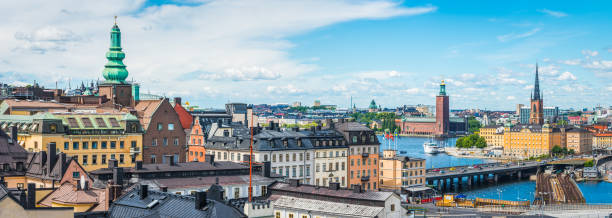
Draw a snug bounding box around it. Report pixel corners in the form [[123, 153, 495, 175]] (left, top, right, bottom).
[[584, 159, 594, 167], [551, 145, 564, 156], [468, 116, 481, 133]]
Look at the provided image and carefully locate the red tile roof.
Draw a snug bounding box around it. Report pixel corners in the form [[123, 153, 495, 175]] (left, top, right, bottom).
[[174, 103, 193, 130]]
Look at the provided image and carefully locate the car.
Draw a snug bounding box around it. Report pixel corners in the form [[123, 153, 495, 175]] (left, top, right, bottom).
[[432, 169, 441, 172], [450, 167, 456, 171], [440, 170, 445, 174]]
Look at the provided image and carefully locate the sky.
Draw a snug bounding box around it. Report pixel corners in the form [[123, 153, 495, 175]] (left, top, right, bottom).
[[1, 0, 611, 110]]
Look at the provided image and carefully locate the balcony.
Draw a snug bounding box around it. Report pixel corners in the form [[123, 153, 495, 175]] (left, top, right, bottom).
[[130, 147, 141, 154], [362, 153, 369, 158], [361, 176, 370, 182]]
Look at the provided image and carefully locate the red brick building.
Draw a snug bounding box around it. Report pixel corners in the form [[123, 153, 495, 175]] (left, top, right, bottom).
[[135, 99, 186, 164]]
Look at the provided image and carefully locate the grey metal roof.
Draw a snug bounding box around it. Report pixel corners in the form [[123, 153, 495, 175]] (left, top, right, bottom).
[[270, 182, 393, 202], [205, 128, 347, 152], [109, 187, 245, 218], [272, 195, 383, 217]]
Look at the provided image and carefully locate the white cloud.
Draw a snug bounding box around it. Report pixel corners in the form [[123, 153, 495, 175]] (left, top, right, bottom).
[[506, 96, 516, 100], [557, 71, 576, 81], [607, 86, 612, 91], [388, 70, 401, 77], [266, 84, 303, 94], [582, 49, 599, 57], [460, 73, 475, 80], [497, 28, 541, 42], [404, 88, 420, 94], [560, 59, 581, 65], [0, 0, 435, 106], [583, 60, 612, 70], [537, 9, 568, 18]]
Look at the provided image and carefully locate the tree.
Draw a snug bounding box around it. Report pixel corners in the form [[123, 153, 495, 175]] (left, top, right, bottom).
[[584, 159, 594, 167], [468, 116, 481, 133], [475, 137, 487, 148], [455, 134, 487, 148], [551, 145, 564, 156]]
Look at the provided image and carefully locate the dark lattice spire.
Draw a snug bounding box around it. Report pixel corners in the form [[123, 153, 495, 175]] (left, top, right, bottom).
[[532, 63, 541, 100]]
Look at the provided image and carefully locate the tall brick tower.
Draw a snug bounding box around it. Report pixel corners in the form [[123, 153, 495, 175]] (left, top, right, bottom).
[[435, 80, 449, 136], [529, 64, 544, 125]]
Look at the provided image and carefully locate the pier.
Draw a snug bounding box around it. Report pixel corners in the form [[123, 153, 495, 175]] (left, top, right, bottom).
[[425, 161, 541, 191]]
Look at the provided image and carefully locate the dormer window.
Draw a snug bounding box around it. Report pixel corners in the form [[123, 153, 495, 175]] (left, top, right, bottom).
[[297, 140, 302, 147], [315, 141, 320, 146], [283, 140, 288, 147]]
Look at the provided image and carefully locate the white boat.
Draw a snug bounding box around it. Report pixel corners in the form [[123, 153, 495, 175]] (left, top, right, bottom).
[[423, 142, 442, 154]]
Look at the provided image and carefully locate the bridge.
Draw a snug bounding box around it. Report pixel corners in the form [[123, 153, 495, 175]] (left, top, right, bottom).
[[425, 161, 542, 191]]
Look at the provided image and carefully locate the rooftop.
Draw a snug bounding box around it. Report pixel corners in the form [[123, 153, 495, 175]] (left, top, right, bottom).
[[269, 182, 393, 202], [271, 195, 383, 217]]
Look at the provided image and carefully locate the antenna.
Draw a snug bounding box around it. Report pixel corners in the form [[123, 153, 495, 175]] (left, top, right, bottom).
[[114, 16, 117, 25]]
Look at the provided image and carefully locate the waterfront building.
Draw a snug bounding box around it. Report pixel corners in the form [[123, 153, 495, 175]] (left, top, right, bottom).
[[396, 81, 468, 136], [312, 127, 348, 187], [379, 150, 426, 193], [502, 124, 566, 158], [479, 125, 505, 147], [0, 112, 143, 171], [336, 121, 380, 191], [268, 180, 405, 218], [135, 98, 186, 164], [593, 133, 612, 150], [566, 128, 593, 154]]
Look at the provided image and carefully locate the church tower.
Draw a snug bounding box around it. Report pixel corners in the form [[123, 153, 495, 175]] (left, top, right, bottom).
[[435, 80, 449, 135], [529, 64, 544, 125], [98, 17, 134, 107]]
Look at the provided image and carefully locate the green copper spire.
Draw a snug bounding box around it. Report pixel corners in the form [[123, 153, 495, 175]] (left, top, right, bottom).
[[439, 80, 446, 96], [102, 16, 129, 84]]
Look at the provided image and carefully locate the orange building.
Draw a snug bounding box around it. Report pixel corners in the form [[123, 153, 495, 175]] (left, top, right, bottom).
[[336, 121, 380, 191], [189, 118, 205, 146], [188, 145, 206, 162]]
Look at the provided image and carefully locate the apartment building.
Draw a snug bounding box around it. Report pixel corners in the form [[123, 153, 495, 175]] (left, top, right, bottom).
[[336, 120, 380, 191], [379, 150, 426, 192]]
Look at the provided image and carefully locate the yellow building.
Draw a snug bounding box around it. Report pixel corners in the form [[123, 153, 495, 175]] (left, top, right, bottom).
[[379, 150, 426, 192], [0, 112, 143, 171], [479, 125, 505, 147], [502, 124, 566, 159], [593, 133, 612, 150], [0, 184, 73, 218], [566, 128, 593, 154]]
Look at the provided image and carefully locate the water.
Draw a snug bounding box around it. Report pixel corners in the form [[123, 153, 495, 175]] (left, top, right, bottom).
[[384, 135, 612, 204], [378, 135, 494, 169]]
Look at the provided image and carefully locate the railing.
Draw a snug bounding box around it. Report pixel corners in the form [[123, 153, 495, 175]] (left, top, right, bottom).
[[130, 147, 141, 154], [477, 204, 612, 214]]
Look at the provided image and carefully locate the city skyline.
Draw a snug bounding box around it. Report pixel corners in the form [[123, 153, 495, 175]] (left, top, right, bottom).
[[1, 0, 612, 110]]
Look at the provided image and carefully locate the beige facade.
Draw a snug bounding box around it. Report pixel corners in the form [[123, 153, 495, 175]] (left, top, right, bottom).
[[479, 126, 505, 147], [593, 133, 612, 150], [314, 148, 348, 187], [566, 129, 593, 154], [379, 150, 425, 192]]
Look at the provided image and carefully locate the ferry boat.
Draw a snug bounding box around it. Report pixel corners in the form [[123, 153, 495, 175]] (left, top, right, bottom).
[[423, 141, 445, 154]]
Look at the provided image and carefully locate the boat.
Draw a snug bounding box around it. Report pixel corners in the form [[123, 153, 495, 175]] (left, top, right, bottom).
[[423, 141, 442, 154]]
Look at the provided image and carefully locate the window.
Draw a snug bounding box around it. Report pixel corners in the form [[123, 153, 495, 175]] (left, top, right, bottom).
[[351, 171, 354, 178], [275, 212, 280, 218], [341, 162, 345, 170], [92, 155, 97, 165], [111, 141, 116, 149], [81, 118, 93, 127], [152, 138, 157, 146], [102, 141, 108, 149], [299, 153, 303, 161], [168, 123, 174, 130], [82, 155, 88, 165], [264, 155, 268, 162], [73, 172, 80, 178], [285, 154, 289, 162], [73, 142, 79, 150], [285, 166, 290, 177], [120, 141, 124, 149], [261, 186, 267, 196], [174, 137, 179, 145], [288, 214, 294, 218], [292, 153, 296, 162], [272, 155, 276, 162], [151, 155, 157, 163], [95, 118, 107, 127], [64, 142, 69, 150], [67, 118, 80, 128], [92, 141, 98, 149], [306, 165, 310, 176], [163, 137, 168, 146], [111, 154, 115, 160], [351, 159, 354, 166], [82, 142, 88, 149], [109, 118, 120, 127], [391, 204, 395, 211], [157, 123, 163, 131], [352, 136, 357, 143], [102, 155, 107, 164], [292, 166, 297, 178], [279, 154, 283, 162], [234, 188, 240, 199], [306, 153, 310, 160], [316, 164, 320, 172]]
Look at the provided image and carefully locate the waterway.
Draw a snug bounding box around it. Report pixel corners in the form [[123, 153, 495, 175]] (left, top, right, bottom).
[[382, 135, 612, 204]]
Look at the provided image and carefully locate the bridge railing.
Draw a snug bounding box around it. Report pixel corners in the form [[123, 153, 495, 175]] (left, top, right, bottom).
[[478, 203, 612, 214]]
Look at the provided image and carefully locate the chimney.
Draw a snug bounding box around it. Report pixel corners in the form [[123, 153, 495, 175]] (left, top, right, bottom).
[[76, 179, 82, 190], [268, 121, 274, 130], [261, 161, 271, 177], [139, 184, 148, 199], [10, 125, 18, 144], [174, 97, 182, 106], [108, 158, 118, 169], [195, 191, 207, 210], [113, 167, 123, 186], [217, 119, 222, 127], [19, 190, 27, 208], [135, 161, 143, 170], [160, 186, 168, 192], [27, 183, 36, 209], [352, 184, 362, 193], [289, 179, 300, 187], [47, 143, 57, 170], [329, 182, 340, 190], [83, 180, 89, 191]]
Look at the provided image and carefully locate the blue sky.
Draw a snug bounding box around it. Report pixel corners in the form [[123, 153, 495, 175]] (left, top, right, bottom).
[[1, 0, 611, 110]]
